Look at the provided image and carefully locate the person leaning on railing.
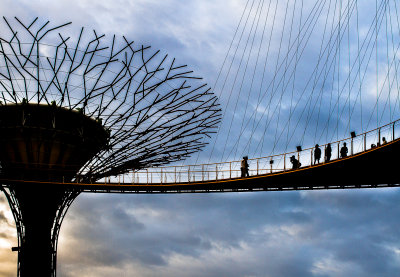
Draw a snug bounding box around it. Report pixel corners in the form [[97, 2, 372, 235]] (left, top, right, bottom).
[[290, 155, 301, 169]]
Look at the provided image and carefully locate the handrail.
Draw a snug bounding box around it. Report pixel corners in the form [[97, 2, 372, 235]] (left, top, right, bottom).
[[119, 119, 400, 185]]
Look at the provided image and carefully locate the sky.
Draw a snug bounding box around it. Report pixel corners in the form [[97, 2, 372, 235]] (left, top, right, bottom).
[[1, 0, 400, 276]]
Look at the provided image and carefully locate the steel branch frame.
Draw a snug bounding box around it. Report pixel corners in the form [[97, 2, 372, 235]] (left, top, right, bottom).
[[0, 16, 222, 182]]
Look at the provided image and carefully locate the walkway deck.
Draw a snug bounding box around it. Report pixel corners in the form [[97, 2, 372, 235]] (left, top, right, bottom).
[[77, 136, 400, 193], [2, 120, 400, 194]]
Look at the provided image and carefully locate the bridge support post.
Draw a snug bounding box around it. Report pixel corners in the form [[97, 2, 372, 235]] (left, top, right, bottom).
[[351, 138, 354, 155], [284, 155, 286, 171], [393, 122, 395, 140], [337, 143, 340, 158], [364, 134, 366, 151], [310, 150, 313, 165], [256, 160, 259, 175], [378, 128, 381, 144]]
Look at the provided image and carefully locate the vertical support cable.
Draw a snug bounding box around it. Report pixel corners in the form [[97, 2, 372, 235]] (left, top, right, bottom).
[[376, 0, 379, 130]]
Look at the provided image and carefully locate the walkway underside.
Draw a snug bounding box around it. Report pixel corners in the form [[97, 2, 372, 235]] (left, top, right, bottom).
[[2, 137, 399, 193]]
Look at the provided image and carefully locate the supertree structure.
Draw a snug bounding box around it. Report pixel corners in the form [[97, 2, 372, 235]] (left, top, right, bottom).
[[0, 17, 221, 276]]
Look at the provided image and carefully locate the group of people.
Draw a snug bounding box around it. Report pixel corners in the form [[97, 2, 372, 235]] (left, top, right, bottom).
[[311, 142, 346, 166], [241, 136, 389, 175], [371, 136, 387, 148], [289, 143, 334, 169], [291, 141, 349, 169]]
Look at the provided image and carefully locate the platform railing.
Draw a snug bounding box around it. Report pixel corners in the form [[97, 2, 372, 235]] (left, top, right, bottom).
[[101, 119, 400, 185]]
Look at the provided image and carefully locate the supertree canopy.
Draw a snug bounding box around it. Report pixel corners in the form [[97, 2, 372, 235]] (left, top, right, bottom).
[[0, 16, 221, 182], [0, 16, 221, 276]]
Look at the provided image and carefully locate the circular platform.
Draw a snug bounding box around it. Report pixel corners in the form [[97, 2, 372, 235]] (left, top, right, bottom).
[[0, 103, 109, 182]]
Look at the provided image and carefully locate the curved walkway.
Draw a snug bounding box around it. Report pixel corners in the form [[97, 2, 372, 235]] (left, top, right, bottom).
[[2, 120, 400, 193]]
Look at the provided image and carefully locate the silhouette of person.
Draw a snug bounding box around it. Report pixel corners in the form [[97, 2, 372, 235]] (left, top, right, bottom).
[[290, 155, 301, 169], [340, 142, 348, 158], [314, 144, 321, 164], [241, 156, 249, 177], [325, 143, 332, 162], [382, 137, 387, 144]]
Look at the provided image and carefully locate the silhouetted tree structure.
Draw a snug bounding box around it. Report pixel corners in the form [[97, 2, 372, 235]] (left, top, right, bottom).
[[0, 17, 221, 276]]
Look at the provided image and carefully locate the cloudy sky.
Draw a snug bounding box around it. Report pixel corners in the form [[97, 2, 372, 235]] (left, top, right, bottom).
[[1, 0, 400, 276]]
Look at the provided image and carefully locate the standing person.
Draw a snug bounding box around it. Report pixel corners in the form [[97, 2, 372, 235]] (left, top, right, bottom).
[[325, 143, 332, 162], [241, 156, 249, 177], [382, 137, 387, 144], [314, 144, 321, 164], [340, 142, 348, 158]]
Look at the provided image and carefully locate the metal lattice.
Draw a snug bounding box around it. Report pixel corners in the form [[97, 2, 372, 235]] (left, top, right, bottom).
[[0, 16, 222, 181]]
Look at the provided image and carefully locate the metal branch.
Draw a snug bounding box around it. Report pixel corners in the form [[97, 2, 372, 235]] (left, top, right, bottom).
[[0, 17, 222, 181]]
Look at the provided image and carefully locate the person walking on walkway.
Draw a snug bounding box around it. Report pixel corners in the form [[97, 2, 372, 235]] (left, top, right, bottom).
[[314, 144, 321, 164], [340, 142, 348, 158], [241, 156, 249, 177], [325, 143, 332, 162]]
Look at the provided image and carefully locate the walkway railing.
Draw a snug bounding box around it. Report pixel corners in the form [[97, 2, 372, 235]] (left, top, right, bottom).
[[102, 119, 400, 185]]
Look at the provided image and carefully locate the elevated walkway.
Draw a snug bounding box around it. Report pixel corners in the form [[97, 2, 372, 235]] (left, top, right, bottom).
[[2, 120, 400, 193]]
